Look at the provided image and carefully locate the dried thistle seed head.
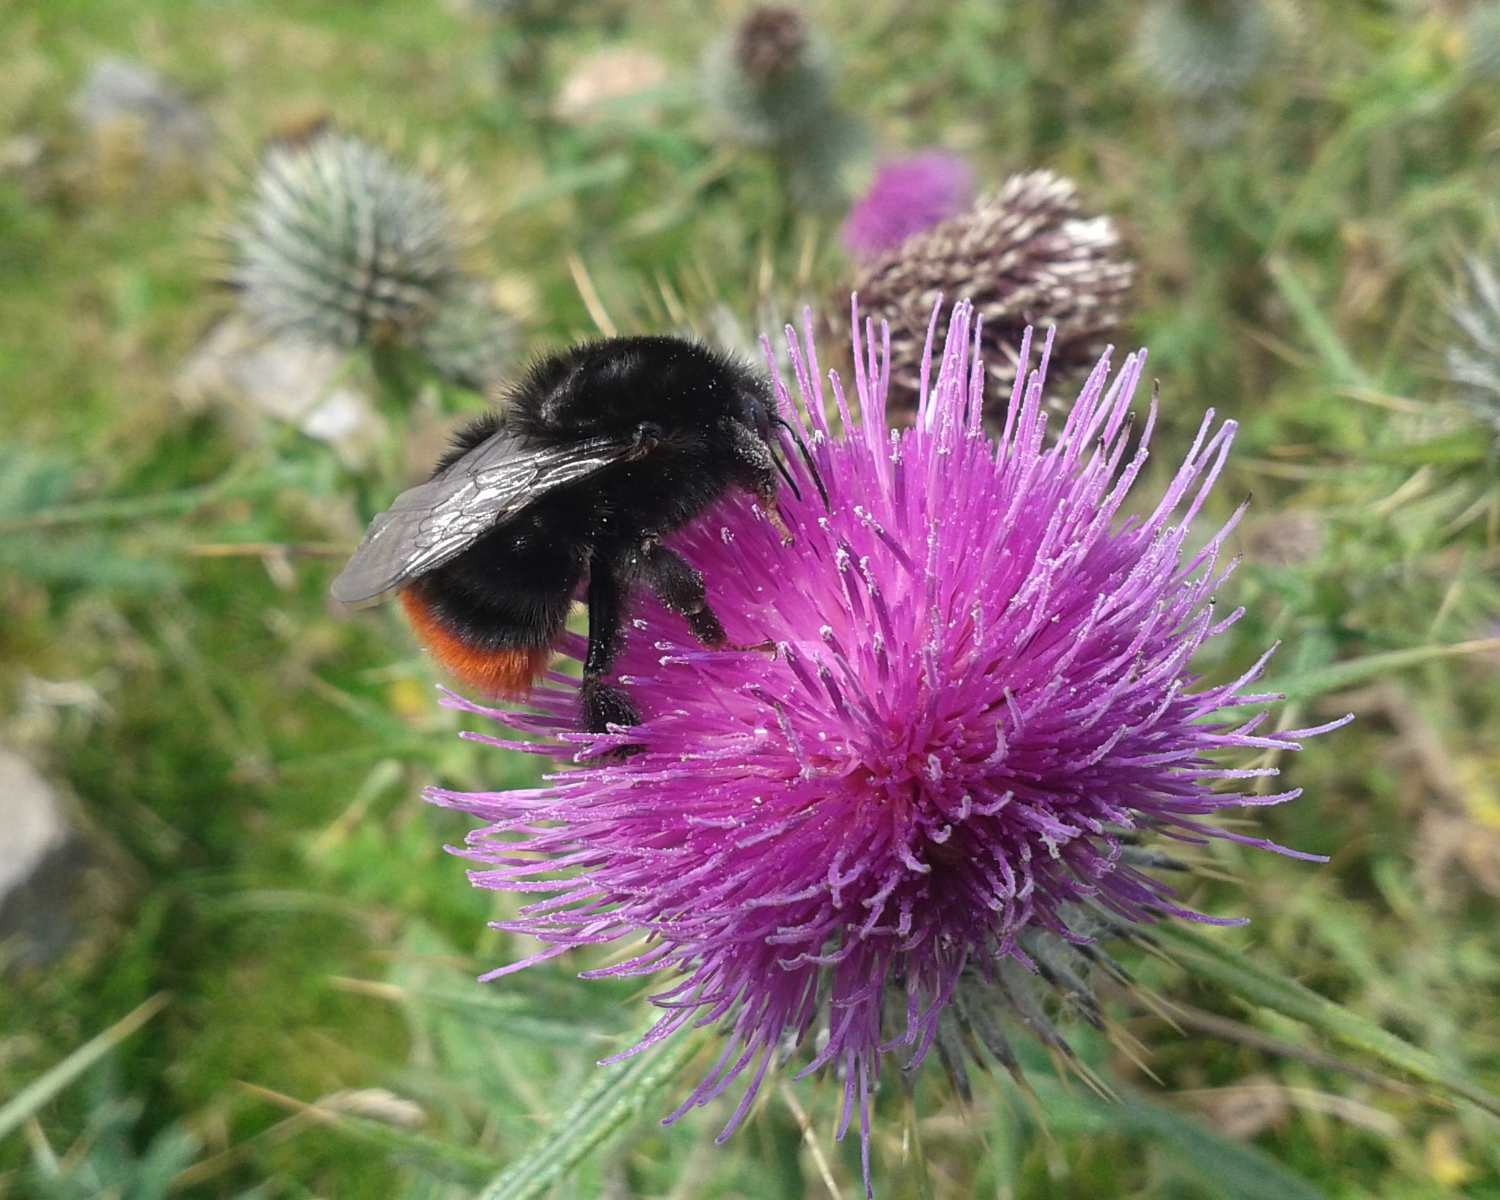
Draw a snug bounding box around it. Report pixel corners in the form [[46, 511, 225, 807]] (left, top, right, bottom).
[[228, 128, 464, 350], [1134, 0, 1276, 101], [1445, 253, 1500, 436], [735, 4, 810, 81], [415, 280, 517, 393], [844, 170, 1135, 426]]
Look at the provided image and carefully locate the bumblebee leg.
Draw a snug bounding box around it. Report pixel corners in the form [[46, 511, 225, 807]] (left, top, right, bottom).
[[637, 539, 727, 647], [581, 554, 641, 733], [637, 539, 775, 655]]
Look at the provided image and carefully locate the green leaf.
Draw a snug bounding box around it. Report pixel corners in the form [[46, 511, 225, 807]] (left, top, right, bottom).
[[1152, 924, 1500, 1118], [497, 155, 633, 216], [474, 1022, 704, 1200]]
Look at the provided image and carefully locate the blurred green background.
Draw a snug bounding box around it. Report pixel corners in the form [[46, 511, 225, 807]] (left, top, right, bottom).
[[3, 1, 1500, 1197]]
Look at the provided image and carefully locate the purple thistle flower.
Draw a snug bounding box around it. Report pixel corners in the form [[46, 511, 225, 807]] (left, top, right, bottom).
[[430, 302, 1347, 1193], [841, 151, 976, 262]]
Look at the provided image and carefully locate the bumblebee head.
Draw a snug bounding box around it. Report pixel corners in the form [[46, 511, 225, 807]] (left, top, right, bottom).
[[729, 365, 828, 511]]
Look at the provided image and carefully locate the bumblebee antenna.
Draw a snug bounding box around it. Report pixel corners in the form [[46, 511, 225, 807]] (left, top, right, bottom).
[[772, 449, 804, 503], [774, 417, 829, 509]]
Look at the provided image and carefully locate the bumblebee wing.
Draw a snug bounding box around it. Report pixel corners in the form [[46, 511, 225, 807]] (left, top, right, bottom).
[[330, 431, 636, 605]]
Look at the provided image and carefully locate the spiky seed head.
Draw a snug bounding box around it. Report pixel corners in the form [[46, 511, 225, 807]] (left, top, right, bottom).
[[1445, 253, 1500, 436], [843, 170, 1135, 425], [1134, 0, 1275, 101], [228, 128, 464, 350]]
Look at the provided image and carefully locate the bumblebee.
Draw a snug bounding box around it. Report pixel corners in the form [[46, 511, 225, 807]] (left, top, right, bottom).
[[332, 336, 811, 732]]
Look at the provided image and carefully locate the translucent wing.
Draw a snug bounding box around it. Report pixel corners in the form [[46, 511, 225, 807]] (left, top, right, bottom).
[[330, 429, 638, 604]]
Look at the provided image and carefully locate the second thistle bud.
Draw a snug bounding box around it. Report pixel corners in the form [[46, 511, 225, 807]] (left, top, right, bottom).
[[841, 151, 977, 264], [711, 6, 830, 146], [844, 170, 1135, 427], [703, 5, 861, 205]]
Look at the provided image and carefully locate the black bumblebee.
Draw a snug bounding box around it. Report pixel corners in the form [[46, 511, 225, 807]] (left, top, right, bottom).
[[331, 336, 813, 732]]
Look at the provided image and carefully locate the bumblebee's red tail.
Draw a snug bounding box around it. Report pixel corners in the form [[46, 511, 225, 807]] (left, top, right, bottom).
[[399, 588, 551, 697]]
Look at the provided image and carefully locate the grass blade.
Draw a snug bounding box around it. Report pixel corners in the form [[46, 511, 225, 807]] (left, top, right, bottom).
[[1259, 638, 1500, 704], [1265, 257, 1373, 392], [0, 993, 169, 1143]]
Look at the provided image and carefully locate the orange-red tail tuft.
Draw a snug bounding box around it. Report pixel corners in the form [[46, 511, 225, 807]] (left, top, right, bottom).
[[399, 589, 552, 697]]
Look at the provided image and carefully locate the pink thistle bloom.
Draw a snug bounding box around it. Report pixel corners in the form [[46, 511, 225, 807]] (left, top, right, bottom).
[[429, 302, 1347, 1194], [841, 151, 976, 262]]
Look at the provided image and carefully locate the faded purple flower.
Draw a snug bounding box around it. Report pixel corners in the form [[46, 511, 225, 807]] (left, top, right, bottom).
[[430, 302, 1346, 1193], [841, 151, 976, 262]]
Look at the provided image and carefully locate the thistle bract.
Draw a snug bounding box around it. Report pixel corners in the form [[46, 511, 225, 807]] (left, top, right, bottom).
[[432, 303, 1343, 1192]]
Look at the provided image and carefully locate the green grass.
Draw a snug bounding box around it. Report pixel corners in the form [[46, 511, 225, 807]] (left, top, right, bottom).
[[3, 1, 1500, 1197]]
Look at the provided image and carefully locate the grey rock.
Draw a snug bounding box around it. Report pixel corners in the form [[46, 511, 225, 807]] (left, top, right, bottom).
[[71, 56, 212, 169], [0, 748, 81, 967], [176, 315, 383, 467]]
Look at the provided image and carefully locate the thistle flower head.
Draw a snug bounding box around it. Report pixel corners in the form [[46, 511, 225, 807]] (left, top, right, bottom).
[[432, 303, 1345, 1192], [845, 170, 1134, 425], [1134, 0, 1275, 102], [228, 127, 464, 350], [1445, 252, 1500, 435], [841, 151, 976, 263]]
